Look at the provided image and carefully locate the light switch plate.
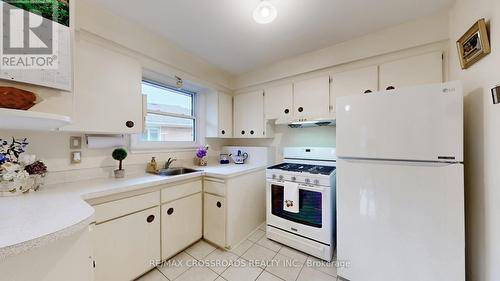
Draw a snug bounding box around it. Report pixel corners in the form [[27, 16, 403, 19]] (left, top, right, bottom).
[[71, 151, 82, 164], [70, 136, 82, 149]]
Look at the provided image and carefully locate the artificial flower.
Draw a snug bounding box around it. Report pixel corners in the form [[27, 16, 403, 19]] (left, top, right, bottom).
[[19, 154, 36, 166]]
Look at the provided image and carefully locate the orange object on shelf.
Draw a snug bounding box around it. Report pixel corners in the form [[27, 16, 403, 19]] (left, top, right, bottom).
[[0, 87, 39, 110]]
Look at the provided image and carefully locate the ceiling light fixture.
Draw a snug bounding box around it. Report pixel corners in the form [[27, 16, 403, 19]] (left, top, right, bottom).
[[253, 0, 277, 24]]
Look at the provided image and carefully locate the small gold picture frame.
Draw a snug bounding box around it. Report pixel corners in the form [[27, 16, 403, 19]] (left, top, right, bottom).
[[456, 18, 491, 69]]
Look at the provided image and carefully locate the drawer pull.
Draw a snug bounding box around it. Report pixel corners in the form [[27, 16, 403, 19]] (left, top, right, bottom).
[[167, 208, 174, 215], [250, 130, 254, 135], [386, 86, 395, 91], [298, 107, 304, 112], [216, 201, 222, 208], [221, 130, 225, 135], [147, 215, 155, 223], [284, 108, 289, 114], [241, 130, 245, 135], [363, 89, 373, 94]]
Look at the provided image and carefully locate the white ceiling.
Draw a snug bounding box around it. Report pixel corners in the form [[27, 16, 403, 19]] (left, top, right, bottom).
[[96, 0, 454, 75]]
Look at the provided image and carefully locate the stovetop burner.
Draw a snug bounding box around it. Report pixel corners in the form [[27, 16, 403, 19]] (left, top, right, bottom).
[[268, 163, 336, 175]]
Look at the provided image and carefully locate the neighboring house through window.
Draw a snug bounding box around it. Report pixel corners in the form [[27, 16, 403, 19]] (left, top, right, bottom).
[[132, 80, 197, 149]]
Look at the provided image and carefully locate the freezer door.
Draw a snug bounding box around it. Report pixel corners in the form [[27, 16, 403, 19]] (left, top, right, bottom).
[[336, 81, 463, 162], [336, 159, 464, 281]]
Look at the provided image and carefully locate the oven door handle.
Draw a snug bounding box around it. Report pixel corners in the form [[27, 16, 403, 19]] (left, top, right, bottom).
[[267, 180, 328, 192], [297, 184, 328, 192]]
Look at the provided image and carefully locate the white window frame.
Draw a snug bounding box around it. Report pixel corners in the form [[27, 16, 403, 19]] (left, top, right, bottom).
[[131, 79, 201, 151]]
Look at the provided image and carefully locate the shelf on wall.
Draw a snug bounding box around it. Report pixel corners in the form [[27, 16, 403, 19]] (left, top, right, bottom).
[[0, 108, 71, 131]]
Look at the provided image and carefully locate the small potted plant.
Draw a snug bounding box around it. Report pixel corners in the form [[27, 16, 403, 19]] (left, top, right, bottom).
[[195, 145, 209, 166], [112, 147, 128, 178]]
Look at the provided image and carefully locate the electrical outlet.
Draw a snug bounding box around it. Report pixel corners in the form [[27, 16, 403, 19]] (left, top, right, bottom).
[[70, 136, 82, 149], [71, 151, 82, 164]]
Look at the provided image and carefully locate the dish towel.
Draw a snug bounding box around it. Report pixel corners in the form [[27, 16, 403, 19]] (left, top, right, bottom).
[[283, 181, 300, 213]]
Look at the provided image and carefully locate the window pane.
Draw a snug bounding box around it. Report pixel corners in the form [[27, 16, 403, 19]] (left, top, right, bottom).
[[141, 113, 194, 142], [142, 82, 193, 116]]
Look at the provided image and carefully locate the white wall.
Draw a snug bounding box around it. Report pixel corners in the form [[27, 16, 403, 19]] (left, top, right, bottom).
[[0, 0, 234, 179], [76, 0, 233, 91], [235, 10, 449, 89], [225, 125, 336, 162], [0, 129, 225, 179], [229, 11, 449, 164], [448, 0, 500, 280]]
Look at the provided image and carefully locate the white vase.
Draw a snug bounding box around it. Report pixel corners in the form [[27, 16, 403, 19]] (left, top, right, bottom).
[[0, 181, 23, 197], [198, 157, 207, 166]]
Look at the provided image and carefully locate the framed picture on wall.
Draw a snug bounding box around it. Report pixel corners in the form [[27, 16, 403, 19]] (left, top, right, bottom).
[[456, 18, 491, 69]]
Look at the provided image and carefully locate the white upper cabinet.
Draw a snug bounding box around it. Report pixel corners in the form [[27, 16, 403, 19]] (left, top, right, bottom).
[[206, 91, 233, 138], [293, 75, 331, 119], [64, 37, 143, 133], [330, 66, 378, 113], [379, 52, 443, 91], [234, 90, 270, 138], [264, 83, 293, 121]]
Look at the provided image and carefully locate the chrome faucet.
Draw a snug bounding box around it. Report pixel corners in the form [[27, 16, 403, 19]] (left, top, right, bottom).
[[164, 158, 177, 169]]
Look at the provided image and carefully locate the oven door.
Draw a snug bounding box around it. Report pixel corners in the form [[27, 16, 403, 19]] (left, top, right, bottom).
[[266, 180, 333, 245]]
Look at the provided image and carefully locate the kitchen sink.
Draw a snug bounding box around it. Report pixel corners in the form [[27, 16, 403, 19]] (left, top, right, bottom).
[[158, 167, 200, 176]]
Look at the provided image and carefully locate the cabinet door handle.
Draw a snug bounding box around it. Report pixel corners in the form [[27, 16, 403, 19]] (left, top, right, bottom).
[[386, 86, 395, 90], [167, 208, 174, 215], [298, 107, 304, 112], [363, 89, 373, 94], [147, 215, 155, 223], [126, 121, 135, 128], [250, 130, 254, 135], [284, 109, 289, 114], [241, 130, 245, 135], [221, 130, 225, 135], [216, 201, 222, 208]]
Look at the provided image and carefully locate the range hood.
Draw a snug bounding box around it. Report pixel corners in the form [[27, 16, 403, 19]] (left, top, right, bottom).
[[288, 119, 336, 128], [274, 115, 336, 128]]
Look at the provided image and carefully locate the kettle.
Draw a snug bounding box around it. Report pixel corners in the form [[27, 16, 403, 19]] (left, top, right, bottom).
[[230, 150, 248, 164]]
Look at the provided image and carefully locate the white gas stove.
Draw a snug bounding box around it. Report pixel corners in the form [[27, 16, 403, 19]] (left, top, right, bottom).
[[265, 147, 336, 261]]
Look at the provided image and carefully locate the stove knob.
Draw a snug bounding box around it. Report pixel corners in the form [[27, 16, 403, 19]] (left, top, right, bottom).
[[305, 178, 311, 184], [279, 175, 284, 181], [291, 176, 296, 182], [314, 179, 320, 185], [272, 174, 276, 179]]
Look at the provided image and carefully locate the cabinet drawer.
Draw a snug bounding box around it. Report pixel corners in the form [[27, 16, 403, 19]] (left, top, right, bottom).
[[204, 179, 226, 196], [94, 191, 160, 223], [161, 180, 202, 203]]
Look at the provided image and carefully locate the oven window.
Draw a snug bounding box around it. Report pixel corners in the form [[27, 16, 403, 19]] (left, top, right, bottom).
[[271, 184, 322, 228]]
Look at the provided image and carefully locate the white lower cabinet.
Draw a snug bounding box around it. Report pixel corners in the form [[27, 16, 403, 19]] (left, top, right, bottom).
[[93, 206, 161, 281], [0, 228, 93, 281], [161, 192, 202, 260], [203, 193, 226, 247], [203, 170, 266, 249]]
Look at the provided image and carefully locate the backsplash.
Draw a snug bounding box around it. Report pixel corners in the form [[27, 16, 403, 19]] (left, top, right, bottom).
[[0, 130, 225, 185], [226, 125, 336, 161]]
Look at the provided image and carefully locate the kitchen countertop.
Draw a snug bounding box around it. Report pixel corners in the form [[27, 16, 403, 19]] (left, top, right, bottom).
[[0, 163, 266, 260]]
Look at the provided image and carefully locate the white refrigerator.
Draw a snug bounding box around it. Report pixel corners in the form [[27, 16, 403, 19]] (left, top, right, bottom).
[[336, 81, 465, 281]]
